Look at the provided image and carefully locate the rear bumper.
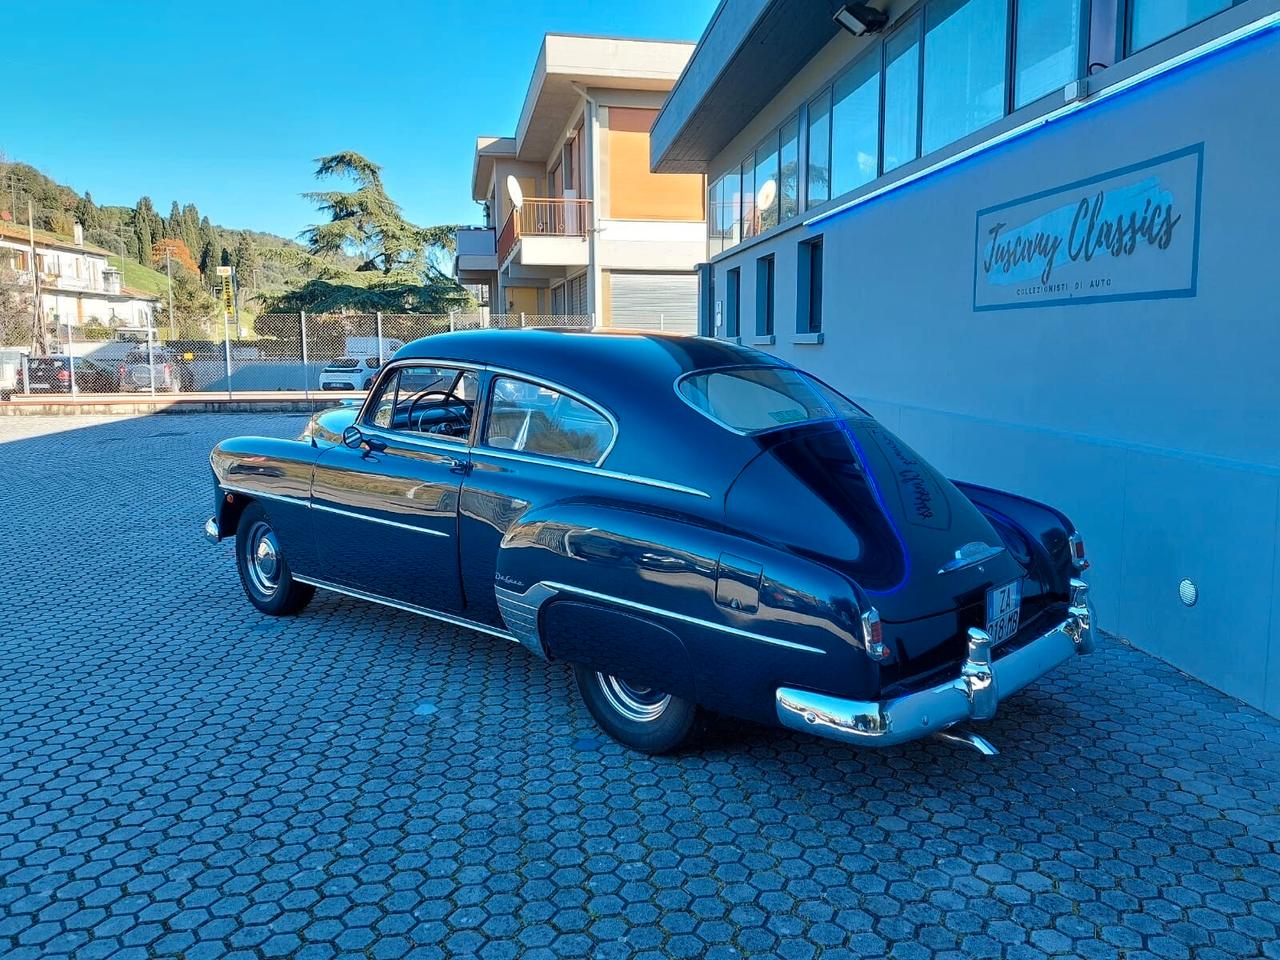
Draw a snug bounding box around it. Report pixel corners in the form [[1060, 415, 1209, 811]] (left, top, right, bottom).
[[776, 579, 1095, 748]]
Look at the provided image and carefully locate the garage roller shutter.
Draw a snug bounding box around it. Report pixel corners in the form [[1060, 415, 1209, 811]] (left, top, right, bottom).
[[609, 272, 698, 333]]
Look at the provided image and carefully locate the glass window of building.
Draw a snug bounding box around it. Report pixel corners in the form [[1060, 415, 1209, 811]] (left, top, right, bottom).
[[831, 53, 881, 196], [708, 179, 724, 257], [798, 237, 823, 334], [1015, 0, 1084, 107], [754, 132, 780, 233], [779, 116, 800, 222], [883, 19, 921, 173], [726, 267, 741, 338], [739, 155, 756, 239], [922, 0, 1009, 156], [806, 88, 832, 208], [1130, 0, 1232, 52], [755, 255, 775, 337]]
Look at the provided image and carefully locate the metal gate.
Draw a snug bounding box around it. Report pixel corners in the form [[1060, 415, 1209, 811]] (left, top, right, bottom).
[[608, 271, 698, 332]]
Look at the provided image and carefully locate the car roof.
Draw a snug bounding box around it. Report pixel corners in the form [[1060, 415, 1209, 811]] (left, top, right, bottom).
[[394, 328, 781, 399]]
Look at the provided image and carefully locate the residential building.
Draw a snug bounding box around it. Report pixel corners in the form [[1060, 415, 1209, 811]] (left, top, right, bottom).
[[652, 0, 1280, 716], [456, 34, 707, 330], [0, 221, 159, 338]]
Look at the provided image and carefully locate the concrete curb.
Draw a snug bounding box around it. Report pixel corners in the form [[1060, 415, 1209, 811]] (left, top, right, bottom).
[[0, 392, 365, 416]]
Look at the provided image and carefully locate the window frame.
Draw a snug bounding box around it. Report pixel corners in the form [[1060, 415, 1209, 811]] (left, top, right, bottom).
[[478, 371, 619, 468], [1124, 0, 1238, 55], [797, 236, 824, 336], [755, 255, 775, 338], [361, 360, 480, 445], [1011, 0, 1091, 110], [725, 266, 742, 339], [674, 364, 871, 438]]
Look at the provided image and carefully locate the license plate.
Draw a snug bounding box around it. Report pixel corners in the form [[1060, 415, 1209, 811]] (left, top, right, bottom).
[[985, 579, 1023, 645]]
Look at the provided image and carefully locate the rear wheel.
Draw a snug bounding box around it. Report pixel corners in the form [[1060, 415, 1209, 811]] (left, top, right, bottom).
[[235, 503, 314, 615], [573, 664, 697, 754]]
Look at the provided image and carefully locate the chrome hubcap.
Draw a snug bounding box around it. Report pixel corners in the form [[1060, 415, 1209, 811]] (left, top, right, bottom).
[[596, 673, 671, 722], [246, 521, 280, 595]]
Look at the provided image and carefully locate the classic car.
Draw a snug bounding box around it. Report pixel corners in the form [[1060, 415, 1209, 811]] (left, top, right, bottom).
[[205, 329, 1094, 755]]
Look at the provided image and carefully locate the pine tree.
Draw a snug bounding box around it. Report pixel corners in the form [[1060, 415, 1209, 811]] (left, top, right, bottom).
[[199, 239, 219, 279], [233, 233, 258, 292]]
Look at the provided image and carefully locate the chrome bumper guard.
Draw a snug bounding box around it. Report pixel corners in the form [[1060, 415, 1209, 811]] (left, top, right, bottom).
[[203, 517, 221, 543], [776, 579, 1095, 748]]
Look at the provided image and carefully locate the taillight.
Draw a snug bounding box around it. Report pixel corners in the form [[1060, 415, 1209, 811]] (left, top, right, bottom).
[[1068, 531, 1089, 570], [118, 365, 126, 377], [56, 369, 70, 382], [164, 363, 172, 378], [861, 607, 889, 661]]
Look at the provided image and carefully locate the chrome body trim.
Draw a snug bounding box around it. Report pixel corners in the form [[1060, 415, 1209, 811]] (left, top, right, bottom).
[[219, 483, 310, 509], [936, 542, 1006, 575], [494, 582, 557, 659], [311, 502, 451, 538], [776, 581, 1096, 748], [204, 517, 221, 543], [507, 580, 825, 655], [293, 575, 518, 643], [475, 448, 711, 499]]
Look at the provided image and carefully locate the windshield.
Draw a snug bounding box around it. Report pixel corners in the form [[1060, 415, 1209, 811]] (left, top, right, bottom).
[[678, 366, 868, 434]]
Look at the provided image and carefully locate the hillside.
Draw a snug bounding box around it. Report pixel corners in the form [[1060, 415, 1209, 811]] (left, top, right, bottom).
[[0, 158, 347, 303]]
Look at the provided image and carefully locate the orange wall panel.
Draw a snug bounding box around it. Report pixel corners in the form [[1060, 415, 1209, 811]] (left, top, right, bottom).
[[607, 107, 704, 222]]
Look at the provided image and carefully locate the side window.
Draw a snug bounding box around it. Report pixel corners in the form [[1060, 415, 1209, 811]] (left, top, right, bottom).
[[367, 365, 477, 440], [484, 376, 613, 464]]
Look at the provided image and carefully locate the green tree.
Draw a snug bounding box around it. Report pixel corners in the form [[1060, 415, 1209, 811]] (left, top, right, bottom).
[[198, 238, 219, 280], [156, 264, 219, 338], [301, 151, 457, 275], [233, 232, 258, 292]]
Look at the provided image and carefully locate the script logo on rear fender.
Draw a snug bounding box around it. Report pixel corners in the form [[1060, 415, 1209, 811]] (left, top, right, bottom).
[[866, 426, 952, 531]]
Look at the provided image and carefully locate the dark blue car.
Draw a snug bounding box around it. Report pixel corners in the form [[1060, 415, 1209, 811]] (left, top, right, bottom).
[[206, 329, 1094, 754]]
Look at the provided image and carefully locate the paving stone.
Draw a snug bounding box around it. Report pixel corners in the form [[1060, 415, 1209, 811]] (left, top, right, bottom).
[[0, 412, 1278, 959]]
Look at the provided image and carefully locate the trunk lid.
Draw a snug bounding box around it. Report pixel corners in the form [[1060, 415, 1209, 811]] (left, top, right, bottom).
[[726, 419, 1025, 623]]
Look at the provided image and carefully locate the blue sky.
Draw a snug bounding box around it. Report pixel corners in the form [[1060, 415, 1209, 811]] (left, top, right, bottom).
[[2, 0, 716, 240]]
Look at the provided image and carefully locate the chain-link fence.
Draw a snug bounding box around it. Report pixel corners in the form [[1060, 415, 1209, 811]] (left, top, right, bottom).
[[9, 312, 594, 399]]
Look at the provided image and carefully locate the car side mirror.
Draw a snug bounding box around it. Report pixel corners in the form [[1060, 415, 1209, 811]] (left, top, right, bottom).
[[342, 425, 364, 449]]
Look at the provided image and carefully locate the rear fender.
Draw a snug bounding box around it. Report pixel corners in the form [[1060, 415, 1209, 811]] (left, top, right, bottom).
[[491, 501, 880, 723], [952, 481, 1077, 598]]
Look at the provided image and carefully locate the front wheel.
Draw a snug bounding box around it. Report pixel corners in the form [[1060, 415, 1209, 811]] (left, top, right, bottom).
[[573, 665, 697, 754], [235, 503, 315, 615]]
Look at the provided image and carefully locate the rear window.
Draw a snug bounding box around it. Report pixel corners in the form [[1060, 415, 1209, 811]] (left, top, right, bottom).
[[329, 357, 360, 369], [678, 367, 867, 434]]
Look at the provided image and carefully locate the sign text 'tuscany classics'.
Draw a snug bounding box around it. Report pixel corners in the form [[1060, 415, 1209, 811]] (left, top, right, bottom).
[[973, 145, 1202, 310]]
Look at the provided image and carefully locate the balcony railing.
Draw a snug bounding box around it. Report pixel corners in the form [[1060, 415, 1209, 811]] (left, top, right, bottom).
[[497, 198, 592, 266]]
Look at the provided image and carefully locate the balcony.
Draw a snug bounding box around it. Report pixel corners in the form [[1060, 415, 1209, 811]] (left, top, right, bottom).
[[454, 227, 497, 282], [497, 198, 591, 269]]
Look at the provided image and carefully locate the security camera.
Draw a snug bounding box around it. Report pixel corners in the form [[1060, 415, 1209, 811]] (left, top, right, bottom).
[[833, 2, 889, 36]]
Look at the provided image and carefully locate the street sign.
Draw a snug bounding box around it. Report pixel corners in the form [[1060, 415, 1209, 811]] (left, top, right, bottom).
[[220, 274, 234, 318], [215, 265, 232, 277]]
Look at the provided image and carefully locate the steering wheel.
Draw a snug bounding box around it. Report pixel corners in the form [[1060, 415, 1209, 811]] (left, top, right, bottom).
[[407, 389, 471, 432]]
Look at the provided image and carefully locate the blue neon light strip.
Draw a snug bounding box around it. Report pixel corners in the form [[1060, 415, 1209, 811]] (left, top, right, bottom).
[[804, 11, 1280, 228]]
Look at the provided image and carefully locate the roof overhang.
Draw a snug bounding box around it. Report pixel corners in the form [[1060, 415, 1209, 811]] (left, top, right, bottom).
[[471, 137, 518, 202], [651, 0, 844, 173], [472, 34, 695, 197]]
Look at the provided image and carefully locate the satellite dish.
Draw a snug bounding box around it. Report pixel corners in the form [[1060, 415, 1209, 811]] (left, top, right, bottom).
[[756, 178, 778, 211], [506, 175, 524, 210]]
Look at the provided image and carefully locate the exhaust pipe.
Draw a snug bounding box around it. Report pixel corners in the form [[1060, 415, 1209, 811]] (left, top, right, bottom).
[[933, 728, 998, 756]]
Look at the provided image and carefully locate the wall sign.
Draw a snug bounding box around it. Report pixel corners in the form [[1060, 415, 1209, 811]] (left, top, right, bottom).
[[973, 143, 1203, 311]]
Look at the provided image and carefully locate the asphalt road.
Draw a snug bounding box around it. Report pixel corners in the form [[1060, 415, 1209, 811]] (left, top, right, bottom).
[[1, 413, 1278, 960]]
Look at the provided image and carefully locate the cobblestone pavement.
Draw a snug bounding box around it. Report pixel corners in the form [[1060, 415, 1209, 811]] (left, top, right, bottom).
[[1, 413, 1278, 960]]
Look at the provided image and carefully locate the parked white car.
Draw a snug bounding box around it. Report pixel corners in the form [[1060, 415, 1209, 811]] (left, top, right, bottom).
[[319, 356, 383, 391]]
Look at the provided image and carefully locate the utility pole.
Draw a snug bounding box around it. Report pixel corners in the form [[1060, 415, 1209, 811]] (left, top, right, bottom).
[[27, 199, 45, 356]]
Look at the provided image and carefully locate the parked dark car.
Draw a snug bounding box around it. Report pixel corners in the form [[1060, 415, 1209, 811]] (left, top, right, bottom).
[[22, 355, 119, 393], [117, 347, 191, 393], [205, 330, 1094, 755]]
